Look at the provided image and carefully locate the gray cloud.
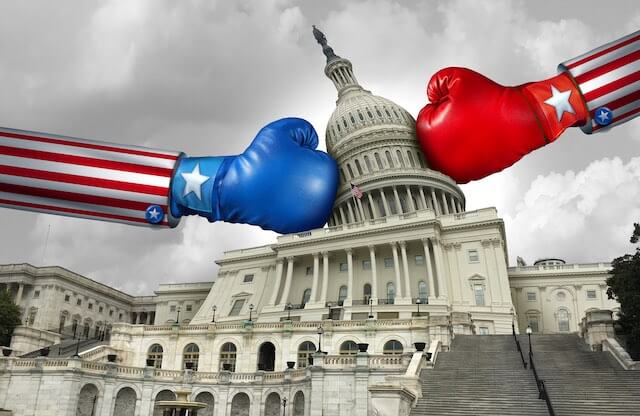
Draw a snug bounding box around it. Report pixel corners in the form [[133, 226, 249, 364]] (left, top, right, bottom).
[[0, 0, 638, 293]]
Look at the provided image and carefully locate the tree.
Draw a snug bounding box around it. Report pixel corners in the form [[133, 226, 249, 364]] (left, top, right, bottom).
[[0, 290, 21, 347], [606, 223, 640, 358]]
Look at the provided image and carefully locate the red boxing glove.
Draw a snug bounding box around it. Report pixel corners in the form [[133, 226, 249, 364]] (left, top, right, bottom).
[[416, 67, 589, 183]]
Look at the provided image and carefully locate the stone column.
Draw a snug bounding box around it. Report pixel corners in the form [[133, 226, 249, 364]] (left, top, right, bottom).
[[356, 197, 366, 221], [347, 201, 356, 223], [393, 186, 403, 214], [422, 239, 436, 302], [14, 283, 24, 306], [311, 253, 320, 303], [369, 245, 378, 301], [380, 189, 391, 216], [441, 191, 450, 215], [339, 206, 347, 224], [456, 200, 463, 213], [400, 241, 411, 301], [368, 193, 379, 218], [430, 188, 440, 215], [320, 252, 329, 305], [432, 239, 448, 299], [346, 248, 354, 305], [450, 195, 457, 214], [391, 243, 403, 298], [269, 259, 285, 306], [419, 187, 428, 210], [277, 257, 294, 308], [406, 186, 416, 211]]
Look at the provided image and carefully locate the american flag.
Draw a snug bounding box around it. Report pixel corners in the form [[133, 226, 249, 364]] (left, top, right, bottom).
[[0, 127, 181, 227], [560, 30, 640, 133], [350, 182, 363, 199]]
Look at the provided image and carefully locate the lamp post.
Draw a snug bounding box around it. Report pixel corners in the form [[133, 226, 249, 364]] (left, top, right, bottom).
[[211, 305, 217, 323], [317, 325, 324, 353], [282, 397, 287, 416], [176, 306, 181, 324], [368, 298, 374, 319], [286, 303, 292, 321], [249, 303, 254, 322], [526, 325, 533, 367], [416, 298, 421, 316]]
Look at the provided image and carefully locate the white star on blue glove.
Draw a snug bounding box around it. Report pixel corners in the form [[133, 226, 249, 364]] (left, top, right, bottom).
[[544, 85, 575, 121], [180, 163, 209, 201]]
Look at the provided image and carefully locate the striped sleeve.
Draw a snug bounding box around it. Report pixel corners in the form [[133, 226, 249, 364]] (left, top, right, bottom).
[[0, 127, 183, 228], [559, 30, 640, 133]]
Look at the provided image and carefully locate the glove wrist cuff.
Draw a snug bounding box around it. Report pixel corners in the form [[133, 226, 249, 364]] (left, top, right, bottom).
[[521, 72, 589, 143], [169, 155, 231, 222]]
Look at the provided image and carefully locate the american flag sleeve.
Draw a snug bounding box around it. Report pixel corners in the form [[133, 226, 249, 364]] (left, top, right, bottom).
[[0, 127, 183, 228], [559, 30, 640, 133]]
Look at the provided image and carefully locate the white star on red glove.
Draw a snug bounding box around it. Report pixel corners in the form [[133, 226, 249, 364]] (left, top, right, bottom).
[[544, 85, 575, 121]]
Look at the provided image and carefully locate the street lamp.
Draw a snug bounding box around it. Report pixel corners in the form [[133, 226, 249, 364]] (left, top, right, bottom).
[[249, 303, 254, 322], [368, 298, 374, 319], [317, 325, 324, 353], [416, 298, 421, 316], [212, 305, 217, 323], [526, 325, 533, 367], [282, 397, 287, 416], [286, 303, 292, 321], [176, 307, 181, 324]]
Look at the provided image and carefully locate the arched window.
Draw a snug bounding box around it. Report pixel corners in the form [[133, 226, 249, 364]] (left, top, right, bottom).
[[407, 151, 415, 168], [293, 391, 305, 416], [385, 151, 394, 168], [363, 284, 372, 304], [527, 311, 541, 333], [183, 343, 200, 371], [340, 341, 358, 355], [338, 285, 348, 305], [340, 168, 347, 182], [364, 155, 373, 172], [231, 393, 250, 416], [258, 342, 276, 372], [347, 163, 354, 179], [557, 309, 570, 332], [59, 311, 68, 333], [82, 318, 92, 339], [383, 340, 403, 355], [147, 344, 163, 369], [302, 288, 311, 306], [374, 153, 383, 170], [76, 384, 99, 416], [357, 110, 364, 121], [297, 341, 316, 368], [354, 159, 363, 176], [417, 152, 425, 168], [386, 282, 396, 304], [195, 392, 214, 416], [396, 150, 405, 167], [220, 342, 237, 372], [114, 387, 137, 416], [265, 392, 281, 416], [418, 281, 428, 303]]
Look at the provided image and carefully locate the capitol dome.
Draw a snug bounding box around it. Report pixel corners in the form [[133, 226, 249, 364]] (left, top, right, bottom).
[[313, 26, 466, 227]]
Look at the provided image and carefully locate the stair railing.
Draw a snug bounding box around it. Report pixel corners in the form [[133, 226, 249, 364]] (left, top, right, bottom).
[[512, 323, 528, 369], [528, 350, 556, 416]]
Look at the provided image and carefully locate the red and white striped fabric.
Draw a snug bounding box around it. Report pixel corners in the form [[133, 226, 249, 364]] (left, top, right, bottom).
[[350, 182, 363, 199], [0, 127, 182, 227], [559, 30, 640, 133]]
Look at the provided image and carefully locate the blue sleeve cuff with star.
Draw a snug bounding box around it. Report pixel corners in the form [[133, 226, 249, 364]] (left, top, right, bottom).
[[169, 156, 230, 223]]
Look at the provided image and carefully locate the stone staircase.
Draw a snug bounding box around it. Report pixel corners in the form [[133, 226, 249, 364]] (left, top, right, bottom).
[[520, 334, 640, 416], [412, 335, 548, 415]]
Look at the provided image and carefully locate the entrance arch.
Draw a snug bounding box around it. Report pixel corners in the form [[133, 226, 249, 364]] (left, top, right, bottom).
[[230, 392, 250, 416], [264, 392, 281, 416], [258, 342, 276, 371], [76, 384, 99, 416]]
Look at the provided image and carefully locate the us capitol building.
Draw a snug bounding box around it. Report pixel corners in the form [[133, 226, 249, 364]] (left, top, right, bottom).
[[0, 28, 629, 416]]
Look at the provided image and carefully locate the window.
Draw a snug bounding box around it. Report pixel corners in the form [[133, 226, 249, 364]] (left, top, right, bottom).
[[305, 266, 313, 276], [363, 284, 372, 304], [383, 340, 403, 355], [478, 327, 490, 335], [33, 290, 40, 298], [243, 274, 254, 283], [527, 314, 540, 333], [340, 341, 358, 355], [364, 155, 373, 172], [109, 310, 114, 317], [586, 290, 597, 299], [355, 159, 363, 176], [385, 151, 394, 168], [170, 305, 176, 312], [220, 342, 237, 372], [415, 255, 424, 265], [88, 303, 93, 310], [347, 164, 354, 179], [374, 153, 383, 170], [557, 309, 570, 332], [386, 282, 396, 304], [339, 263, 348, 272], [474, 285, 485, 306], [147, 344, 163, 369], [527, 292, 536, 301], [338, 286, 348, 305], [186, 304, 192, 312], [384, 258, 394, 268], [302, 288, 311, 306], [27, 308, 37, 326], [99, 306, 103, 313], [468, 249, 479, 262], [396, 150, 405, 167], [64, 294, 70, 302], [362, 260, 371, 270], [118, 313, 123, 320], [556, 292, 566, 301], [418, 281, 428, 303], [297, 341, 316, 368], [183, 343, 200, 371], [229, 299, 245, 316], [77, 299, 82, 306], [407, 151, 415, 168]]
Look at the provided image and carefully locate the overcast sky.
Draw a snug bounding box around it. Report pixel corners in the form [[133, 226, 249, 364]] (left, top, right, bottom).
[[0, 0, 639, 295]]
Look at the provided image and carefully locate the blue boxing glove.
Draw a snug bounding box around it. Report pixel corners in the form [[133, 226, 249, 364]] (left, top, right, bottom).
[[169, 118, 338, 234]]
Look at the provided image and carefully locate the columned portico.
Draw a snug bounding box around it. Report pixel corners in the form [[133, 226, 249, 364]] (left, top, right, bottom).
[[320, 251, 329, 305], [268, 259, 285, 306], [278, 257, 295, 308]]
